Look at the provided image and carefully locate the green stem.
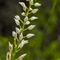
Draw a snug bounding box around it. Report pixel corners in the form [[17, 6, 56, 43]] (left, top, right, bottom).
[[11, 3, 32, 60]]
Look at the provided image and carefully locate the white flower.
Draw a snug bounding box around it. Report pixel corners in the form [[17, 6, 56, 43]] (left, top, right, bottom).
[[21, 12, 25, 16], [16, 27, 20, 34], [18, 40, 28, 48], [25, 21, 30, 25], [28, 25, 35, 30], [34, 2, 41, 7], [18, 54, 26, 60], [26, 33, 35, 38], [24, 16, 28, 22], [30, 0, 33, 5], [19, 2, 27, 11], [14, 18, 20, 25], [14, 15, 20, 20], [12, 31, 17, 40], [19, 33, 23, 40], [30, 16, 38, 20], [9, 42, 13, 52], [6, 52, 11, 60], [32, 9, 38, 13]]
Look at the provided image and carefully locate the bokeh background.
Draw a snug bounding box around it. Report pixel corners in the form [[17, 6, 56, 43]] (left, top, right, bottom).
[[0, 0, 60, 60]]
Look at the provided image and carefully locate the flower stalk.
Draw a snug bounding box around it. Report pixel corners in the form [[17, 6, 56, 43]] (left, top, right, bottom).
[[6, 0, 41, 60]]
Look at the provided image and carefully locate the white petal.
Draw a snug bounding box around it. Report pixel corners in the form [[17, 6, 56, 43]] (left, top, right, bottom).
[[19, 33, 23, 40], [14, 18, 20, 25], [16, 27, 20, 34], [26, 0, 29, 1], [34, 3, 41, 7], [30, 8, 32, 11], [28, 25, 35, 30], [12, 31, 17, 40], [26, 33, 35, 38], [6, 52, 11, 60], [24, 16, 28, 22], [30, 16, 38, 20], [32, 9, 38, 13], [21, 12, 25, 16], [18, 40, 28, 48], [19, 2, 27, 11], [19, 2, 25, 7], [9, 42, 13, 51], [14, 15, 20, 20], [25, 21, 30, 25], [18, 54, 26, 60], [30, 0, 33, 5]]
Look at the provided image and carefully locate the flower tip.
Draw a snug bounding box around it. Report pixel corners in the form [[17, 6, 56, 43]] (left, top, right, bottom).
[[28, 25, 35, 30], [26, 33, 35, 38], [25, 21, 30, 25], [34, 3, 41, 7], [18, 54, 27, 60], [16, 27, 20, 34], [14, 15, 20, 20], [32, 9, 38, 14], [30, 16, 38, 20]]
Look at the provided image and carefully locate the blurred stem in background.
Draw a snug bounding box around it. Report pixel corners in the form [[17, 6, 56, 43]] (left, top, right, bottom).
[[43, 0, 58, 33]]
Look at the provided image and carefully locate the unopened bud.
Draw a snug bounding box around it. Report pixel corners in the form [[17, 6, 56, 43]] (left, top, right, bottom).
[[9, 42, 13, 52], [19, 2, 27, 11], [14, 18, 20, 25], [14, 15, 20, 20], [24, 16, 28, 22], [21, 12, 25, 16], [28, 25, 35, 30], [6, 52, 11, 60], [32, 9, 38, 13], [30, 16, 38, 20], [30, 0, 33, 5], [18, 54, 26, 60], [34, 3, 41, 7], [18, 40, 28, 48], [12, 31, 17, 40], [19, 33, 23, 40], [26, 33, 35, 38], [16, 27, 20, 34], [25, 21, 30, 25]]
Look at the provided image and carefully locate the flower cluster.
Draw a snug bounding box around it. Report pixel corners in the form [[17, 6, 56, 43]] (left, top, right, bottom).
[[6, 0, 41, 60]]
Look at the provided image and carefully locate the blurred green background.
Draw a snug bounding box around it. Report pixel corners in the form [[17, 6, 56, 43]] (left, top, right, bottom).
[[0, 0, 60, 60]]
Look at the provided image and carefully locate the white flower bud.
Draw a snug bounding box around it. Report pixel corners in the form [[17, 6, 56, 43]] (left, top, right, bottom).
[[24, 16, 28, 22], [18, 54, 26, 60], [14, 15, 20, 20], [19, 2, 27, 11], [26, 33, 35, 38], [18, 40, 28, 48], [34, 3, 41, 7], [19, 33, 23, 40], [30, 0, 33, 5], [30, 8, 32, 11], [25, 21, 30, 25], [21, 12, 25, 16], [30, 16, 38, 20], [12, 31, 17, 40], [9, 42, 13, 52], [26, 0, 29, 1], [6, 52, 11, 60], [16, 27, 20, 34], [32, 9, 38, 13], [14, 18, 20, 25], [28, 25, 35, 30]]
